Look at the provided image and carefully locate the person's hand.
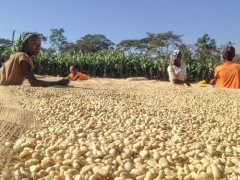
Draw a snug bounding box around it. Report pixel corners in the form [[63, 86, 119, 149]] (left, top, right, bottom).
[[209, 79, 216, 85], [57, 79, 70, 86], [62, 77, 69, 80], [185, 81, 191, 86]]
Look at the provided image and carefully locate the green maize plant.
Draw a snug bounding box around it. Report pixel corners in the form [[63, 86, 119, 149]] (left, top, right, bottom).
[[33, 50, 223, 82], [187, 57, 220, 82]]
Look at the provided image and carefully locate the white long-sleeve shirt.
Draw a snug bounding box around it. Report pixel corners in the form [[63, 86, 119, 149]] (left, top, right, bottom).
[[167, 64, 187, 83]]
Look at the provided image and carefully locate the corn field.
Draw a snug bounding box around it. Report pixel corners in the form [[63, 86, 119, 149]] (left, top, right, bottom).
[[31, 50, 227, 82]]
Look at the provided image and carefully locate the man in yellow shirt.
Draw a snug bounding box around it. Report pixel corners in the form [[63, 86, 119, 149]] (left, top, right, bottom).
[[210, 46, 240, 89], [68, 66, 89, 81]]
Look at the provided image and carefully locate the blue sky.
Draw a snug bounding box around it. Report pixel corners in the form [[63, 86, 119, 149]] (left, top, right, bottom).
[[0, 0, 239, 52]]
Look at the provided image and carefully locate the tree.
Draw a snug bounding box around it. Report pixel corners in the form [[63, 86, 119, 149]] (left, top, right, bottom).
[[49, 28, 67, 52], [234, 54, 240, 63], [195, 33, 219, 60], [0, 38, 12, 62], [33, 32, 48, 43], [219, 41, 235, 53], [146, 31, 182, 57], [177, 44, 193, 64], [116, 39, 149, 55], [116, 31, 182, 58], [0, 38, 12, 49], [75, 34, 114, 53]]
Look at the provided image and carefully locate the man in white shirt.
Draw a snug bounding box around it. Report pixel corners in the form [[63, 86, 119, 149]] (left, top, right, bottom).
[[167, 50, 191, 86]]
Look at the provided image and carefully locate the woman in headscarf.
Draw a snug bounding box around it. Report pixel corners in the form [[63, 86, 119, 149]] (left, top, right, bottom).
[[167, 50, 190, 86], [0, 32, 69, 86]]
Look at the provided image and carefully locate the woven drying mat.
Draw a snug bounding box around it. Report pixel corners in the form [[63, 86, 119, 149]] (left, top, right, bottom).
[[0, 86, 39, 176]]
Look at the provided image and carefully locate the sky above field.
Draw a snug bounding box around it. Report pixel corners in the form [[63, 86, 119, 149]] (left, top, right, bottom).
[[0, 0, 239, 52]]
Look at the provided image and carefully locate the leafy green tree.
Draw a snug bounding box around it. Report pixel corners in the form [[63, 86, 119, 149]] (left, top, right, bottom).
[[177, 44, 193, 64], [75, 34, 114, 53], [0, 38, 12, 63], [116, 31, 182, 57], [116, 40, 136, 54], [195, 33, 219, 60], [0, 38, 12, 49], [116, 39, 148, 55], [146, 31, 182, 57], [49, 28, 67, 52], [234, 54, 240, 63], [33, 32, 48, 43], [219, 41, 235, 53]]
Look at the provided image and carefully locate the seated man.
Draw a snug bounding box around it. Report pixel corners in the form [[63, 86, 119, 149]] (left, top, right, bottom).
[[167, 50, 191, 86], [210, 46, 240, 89], [68, 66, 89, 81]]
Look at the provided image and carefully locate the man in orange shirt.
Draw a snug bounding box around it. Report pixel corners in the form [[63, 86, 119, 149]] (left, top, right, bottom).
[[68, 66, 89, 81], [210, 46, 240, 89]]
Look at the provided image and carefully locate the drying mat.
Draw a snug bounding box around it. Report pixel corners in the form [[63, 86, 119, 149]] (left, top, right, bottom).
[[0, 86, 40, 177]]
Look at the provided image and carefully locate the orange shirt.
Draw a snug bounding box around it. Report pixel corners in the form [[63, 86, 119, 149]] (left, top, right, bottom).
[[0, 52, 33, 85], [214, 61, 240, 89], [68, 71, 88, 81]]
